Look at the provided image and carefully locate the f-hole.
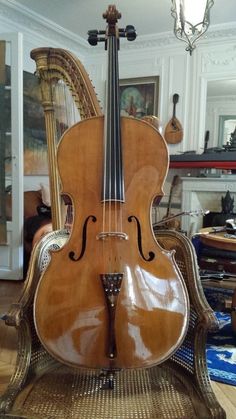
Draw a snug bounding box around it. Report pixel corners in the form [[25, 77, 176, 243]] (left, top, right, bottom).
[[128, 215, 155, 262], [69, 215, 97, 261]]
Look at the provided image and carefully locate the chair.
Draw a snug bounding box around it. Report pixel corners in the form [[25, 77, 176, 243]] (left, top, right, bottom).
[[0, 229, 225, 418]]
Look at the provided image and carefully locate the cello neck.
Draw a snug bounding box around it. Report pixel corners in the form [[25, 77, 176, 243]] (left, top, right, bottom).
[[103, 7, 124, 203], [88, 5, 136, 202]]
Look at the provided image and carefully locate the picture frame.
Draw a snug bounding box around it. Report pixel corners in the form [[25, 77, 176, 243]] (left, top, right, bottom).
[[119, 76, 159, 119]]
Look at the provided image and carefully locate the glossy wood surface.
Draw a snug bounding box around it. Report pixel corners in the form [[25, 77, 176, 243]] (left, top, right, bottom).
[[199, 227, 236, 252], [164, 94, 183, 144], [2, 280, 236, 419], [164, 117, 183, 144], [34, 117, 189, 369]]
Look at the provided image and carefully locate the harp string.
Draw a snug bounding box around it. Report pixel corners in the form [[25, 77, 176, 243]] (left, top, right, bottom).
[[50, 74, 80, 231]]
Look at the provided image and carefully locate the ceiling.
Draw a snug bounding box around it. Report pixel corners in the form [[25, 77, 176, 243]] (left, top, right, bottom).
[[14, 0, 236, 40], [13, 0, 236, 98]]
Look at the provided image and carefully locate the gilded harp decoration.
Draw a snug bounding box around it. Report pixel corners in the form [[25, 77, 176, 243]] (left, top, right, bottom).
[[31, 47, 102, 229]]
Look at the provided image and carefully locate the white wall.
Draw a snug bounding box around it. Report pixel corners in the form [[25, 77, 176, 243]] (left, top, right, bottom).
[[84, 38, 192, 155], [84, 30, 236, 155], [0, 1, 88, 191], [1, 1, 236, 193]]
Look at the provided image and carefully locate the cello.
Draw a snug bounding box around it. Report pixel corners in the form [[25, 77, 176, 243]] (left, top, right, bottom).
[[34, 5, 189, 371]]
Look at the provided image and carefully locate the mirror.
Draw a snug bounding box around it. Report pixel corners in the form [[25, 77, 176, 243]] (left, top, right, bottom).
[[205, 79, 236, 148], [218, 115, 236, 147]]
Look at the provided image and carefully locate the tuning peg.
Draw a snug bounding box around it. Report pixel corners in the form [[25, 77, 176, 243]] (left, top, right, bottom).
[[88, 30, 98, 45], [88, 35, 98, 46], [88, 29, 106, 46], [88, 30, 98, 35], [125, 25, 136, 41]]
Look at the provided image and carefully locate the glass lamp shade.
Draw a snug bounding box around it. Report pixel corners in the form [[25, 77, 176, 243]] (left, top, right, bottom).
[[171, 0, 214, 54]]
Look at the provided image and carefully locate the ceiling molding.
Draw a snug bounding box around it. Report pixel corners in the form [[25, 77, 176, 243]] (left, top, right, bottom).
[[202, 44, 236, 75], [207, 22, 236, 40], [89, 24, 236, 56], [1, 0, 236, 55], [0, 0, 88, 53]]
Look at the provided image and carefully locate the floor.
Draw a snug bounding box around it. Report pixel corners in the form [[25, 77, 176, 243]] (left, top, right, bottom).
[[0, 280, 236, 418]]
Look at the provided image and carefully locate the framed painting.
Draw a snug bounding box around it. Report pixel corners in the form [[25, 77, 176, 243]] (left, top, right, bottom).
[[119, 76, 159, 119]]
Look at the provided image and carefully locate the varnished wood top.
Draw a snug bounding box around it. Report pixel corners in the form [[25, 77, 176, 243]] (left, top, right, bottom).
[[199, 227, 236, 252]]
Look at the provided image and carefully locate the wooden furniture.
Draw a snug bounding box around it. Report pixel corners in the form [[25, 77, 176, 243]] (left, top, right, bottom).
[[198, 228, 236, 333], [203, 279, 236, 334], [0, 229, 225, 418], [197, 227, 236, 274], [199, 227, 236, 252]]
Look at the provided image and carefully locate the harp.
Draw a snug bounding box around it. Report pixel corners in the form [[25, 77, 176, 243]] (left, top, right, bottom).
[[30, 47, 103, 229]]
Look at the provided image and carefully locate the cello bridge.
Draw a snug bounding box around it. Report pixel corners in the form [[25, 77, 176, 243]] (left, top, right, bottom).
[[97, 232, 128, 240]]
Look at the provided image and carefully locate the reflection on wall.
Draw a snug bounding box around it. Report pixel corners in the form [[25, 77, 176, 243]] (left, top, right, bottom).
[[205, 79, 236, 148], [219, 116, 236, 147]]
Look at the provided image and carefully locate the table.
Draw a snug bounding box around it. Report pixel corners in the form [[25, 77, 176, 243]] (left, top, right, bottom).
[[198, 227, 236, 333], [203, 280, 236, 334], [199, 227, 236, 252]]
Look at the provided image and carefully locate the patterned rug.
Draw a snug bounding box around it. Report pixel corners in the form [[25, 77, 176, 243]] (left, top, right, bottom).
[[206, 311, 236, 385]]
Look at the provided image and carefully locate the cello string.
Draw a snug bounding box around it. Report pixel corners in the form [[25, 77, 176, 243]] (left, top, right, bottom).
[[114, 33, 122, 240], [113, 34, 118, 238], [115, 36, 122, 239], [102, 40, 109, 264], [108, 35, 113, 274]]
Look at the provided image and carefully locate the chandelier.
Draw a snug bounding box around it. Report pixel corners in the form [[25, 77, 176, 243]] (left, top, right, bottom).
[[171, 0, 214, 55]]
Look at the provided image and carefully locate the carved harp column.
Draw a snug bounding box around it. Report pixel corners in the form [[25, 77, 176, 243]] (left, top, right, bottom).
[[30, 48, 102, 229]]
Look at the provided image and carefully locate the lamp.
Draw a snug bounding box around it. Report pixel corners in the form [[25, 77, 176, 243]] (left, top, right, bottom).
[[171, 0, 214, 55]]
